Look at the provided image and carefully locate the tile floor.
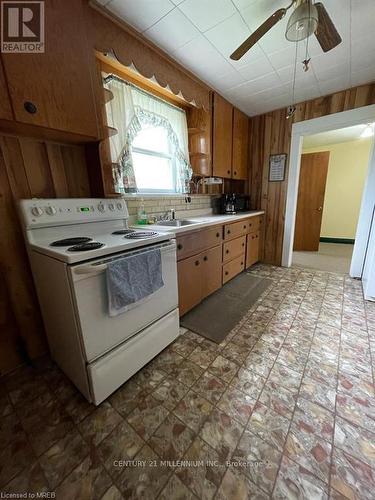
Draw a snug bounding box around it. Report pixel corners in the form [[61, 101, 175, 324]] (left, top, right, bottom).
[[1, 264, 375, 499]]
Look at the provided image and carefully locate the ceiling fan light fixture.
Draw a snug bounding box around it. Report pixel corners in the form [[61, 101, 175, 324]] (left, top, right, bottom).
[[285, 0, 318, 42]]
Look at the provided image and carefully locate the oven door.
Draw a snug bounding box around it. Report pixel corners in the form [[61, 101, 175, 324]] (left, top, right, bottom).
[[68, 240, 178, 362]]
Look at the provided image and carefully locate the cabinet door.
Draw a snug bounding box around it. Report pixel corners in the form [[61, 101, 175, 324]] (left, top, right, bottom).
[[232, 108, 249, 180], [224, 220, 248, 240], [212, 93, 233, 178], [177, 254, 202, 316], [201, 245, 222, 298], [0, 56, 12, 120], [246, 232, 260, 268], [2, 0, 98, 138], [187, 107, 212, 176]]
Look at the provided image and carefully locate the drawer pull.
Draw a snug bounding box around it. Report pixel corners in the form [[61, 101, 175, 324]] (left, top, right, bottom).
[[195, 260, 199, 266], [226, 249, 229, 254], [203, 256, 208, 261], [225, 271, 229, 276], [242, 243, 245, 247], [227, 170, 230, 175], [243, 225, 246, 229], [241, 261, 244, 265], [177, 243, 183, 250], [227, 229, 231, 234], [24, 101, 37, 114], [216, 232, 220, 238], [234, 171, 237, 175]]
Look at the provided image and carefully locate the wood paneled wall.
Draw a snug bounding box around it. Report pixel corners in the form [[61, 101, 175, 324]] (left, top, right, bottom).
[[248, 82, 375, 265], [0, 135, 91, 375]]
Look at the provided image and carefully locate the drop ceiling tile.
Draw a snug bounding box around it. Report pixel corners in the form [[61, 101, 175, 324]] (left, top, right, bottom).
[[173, 35, 234, 80], [144, 8, 200, 53], [204, 12, 251, 59], [318, 76, 351, 96], [108, 0, 174, 32], [209, 70, 246, 92], [351, 0, 375, 41], [171, 0, 184, 4], [178, 0, 236, 32], [237, 55, 275, 81], [351, 66, 375, 88], [313, 62, 349, 83], [225, 71, 283, 100], [251, 84, 290, 101], [268, 46, 298, 70], [351, 35, 375, 71], [277, 63, 319, 86]]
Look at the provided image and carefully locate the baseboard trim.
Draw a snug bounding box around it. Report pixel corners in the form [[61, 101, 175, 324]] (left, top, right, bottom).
[[320, 237, 355, 245]]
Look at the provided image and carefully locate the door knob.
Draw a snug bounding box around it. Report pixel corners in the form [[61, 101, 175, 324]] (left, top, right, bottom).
[[317, 206, 323, 211]]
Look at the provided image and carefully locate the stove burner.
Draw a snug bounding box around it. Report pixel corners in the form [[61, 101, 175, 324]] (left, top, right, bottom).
[[51, 237, 92, 247], [67, 242, 105, 252], [111, 229, 136, 235], [124, 231, 159, 239]]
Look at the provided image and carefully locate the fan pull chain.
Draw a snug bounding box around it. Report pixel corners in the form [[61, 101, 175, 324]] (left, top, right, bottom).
[[287, 38, 298, 119], [302, 0, 312, 71]]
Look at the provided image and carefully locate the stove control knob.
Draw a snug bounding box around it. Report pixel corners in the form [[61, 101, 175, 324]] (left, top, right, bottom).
[[31, 206, 44, 217], [97, 203, 106, 212], [45, 206, 57, 216], [117, 202, 123, 210], [108, 203, 115, 211]]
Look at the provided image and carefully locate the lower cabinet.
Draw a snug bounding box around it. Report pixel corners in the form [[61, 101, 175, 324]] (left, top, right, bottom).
[[246, 231, 260, 268], [177, 244, 222, 316], [223, 254, 245, 284]]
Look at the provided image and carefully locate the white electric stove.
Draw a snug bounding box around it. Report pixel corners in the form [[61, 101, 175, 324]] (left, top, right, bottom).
[[19, 198, 179, 404]]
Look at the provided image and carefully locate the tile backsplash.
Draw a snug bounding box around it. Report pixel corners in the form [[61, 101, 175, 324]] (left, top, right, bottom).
[[125, 194, 219, 221]]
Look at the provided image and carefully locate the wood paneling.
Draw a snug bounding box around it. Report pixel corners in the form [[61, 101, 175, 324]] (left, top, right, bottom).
[[0, 134, 91, 375], [248, 82, 375, 265], [212, 93, 233, 178]]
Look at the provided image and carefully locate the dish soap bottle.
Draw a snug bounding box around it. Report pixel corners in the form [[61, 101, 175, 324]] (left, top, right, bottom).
[[137, 199, 147, 225]]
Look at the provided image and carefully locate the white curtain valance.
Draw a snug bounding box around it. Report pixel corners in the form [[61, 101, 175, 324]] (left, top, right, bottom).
[[104, 76, 192, 193]]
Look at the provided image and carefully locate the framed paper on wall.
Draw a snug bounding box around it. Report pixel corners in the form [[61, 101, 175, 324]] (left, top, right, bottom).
[[269, 154, 287, 182]]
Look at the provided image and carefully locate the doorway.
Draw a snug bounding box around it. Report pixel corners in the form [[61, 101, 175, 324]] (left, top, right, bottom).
[[291, 128, 373, 273], [282, 104, 375, 282]]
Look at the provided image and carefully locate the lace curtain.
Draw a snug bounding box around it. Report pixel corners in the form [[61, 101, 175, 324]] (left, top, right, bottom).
[[104, 76, 192, 193]]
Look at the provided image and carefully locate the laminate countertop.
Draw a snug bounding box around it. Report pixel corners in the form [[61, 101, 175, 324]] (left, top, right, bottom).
[[131, 210, 265, 235]]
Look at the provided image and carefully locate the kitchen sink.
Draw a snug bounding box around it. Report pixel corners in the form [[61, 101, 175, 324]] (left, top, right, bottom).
[[156, 219, 201, 227]]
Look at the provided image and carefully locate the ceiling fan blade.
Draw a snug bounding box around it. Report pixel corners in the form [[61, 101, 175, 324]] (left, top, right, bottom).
[[230, 8, 286, 61], [315, 2, 342, 52]]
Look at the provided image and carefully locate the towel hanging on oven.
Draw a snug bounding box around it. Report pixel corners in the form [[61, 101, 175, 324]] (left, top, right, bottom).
[[106, 248, 164, 316]]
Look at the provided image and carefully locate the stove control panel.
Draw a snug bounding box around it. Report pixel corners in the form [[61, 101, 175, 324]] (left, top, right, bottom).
[[19, 198, 129, 228]]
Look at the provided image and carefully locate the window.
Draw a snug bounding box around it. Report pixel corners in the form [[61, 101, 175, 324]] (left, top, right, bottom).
[[131, 125, 176, 193]]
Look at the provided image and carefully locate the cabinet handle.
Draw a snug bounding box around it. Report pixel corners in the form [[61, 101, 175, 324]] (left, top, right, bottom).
[[195, 260, 199, 266], [227, 170, 230, 175], [234, 171, 237, 175], [241, 261, 244, 265], [225, 249, 229, 254], [243, 225, 246, 229], [227, 229, 231, 234], [225, 271, 229, 276], [242, 243, 245, 247], [203, 256, 208, 261], [177, 243, 183, 250], [216, 232, 220, 238], [24, 101, 37, 114]]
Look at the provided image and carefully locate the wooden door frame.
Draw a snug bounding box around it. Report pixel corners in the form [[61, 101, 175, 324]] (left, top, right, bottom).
[[282, 104, 375, 276]]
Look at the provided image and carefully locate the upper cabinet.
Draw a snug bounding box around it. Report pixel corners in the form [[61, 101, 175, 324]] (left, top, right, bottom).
[[212, 93, 233, 178], [0, 57, 13, 121], [232, 108, 249, 180], [212, 92, 249, 180], [187, 106, 212, 177], [1, 0, 98, 139]]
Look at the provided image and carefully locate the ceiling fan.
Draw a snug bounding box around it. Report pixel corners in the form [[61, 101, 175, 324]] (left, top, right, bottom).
[[230, 0, 342, 61]]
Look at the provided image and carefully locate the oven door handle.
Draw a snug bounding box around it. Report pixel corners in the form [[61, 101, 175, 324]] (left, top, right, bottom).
[[74, 264, 107, 275]]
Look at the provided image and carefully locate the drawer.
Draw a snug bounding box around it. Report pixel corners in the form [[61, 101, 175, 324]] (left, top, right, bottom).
[[247, 216, 263, 234], [222, 254, 245, 284], [224, 220, 248, 240], [223, 235, 246, 263], [176, 225, 223, 260]]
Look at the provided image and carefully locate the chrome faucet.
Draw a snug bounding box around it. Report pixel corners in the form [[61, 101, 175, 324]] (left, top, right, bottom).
[[170, 208, 175, 220]]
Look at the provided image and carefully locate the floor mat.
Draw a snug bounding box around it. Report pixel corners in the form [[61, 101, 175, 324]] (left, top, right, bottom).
[[180, 272, 272, 343]]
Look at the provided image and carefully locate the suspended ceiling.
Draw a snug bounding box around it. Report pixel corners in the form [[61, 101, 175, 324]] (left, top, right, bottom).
[[97, 0, 375, 116]]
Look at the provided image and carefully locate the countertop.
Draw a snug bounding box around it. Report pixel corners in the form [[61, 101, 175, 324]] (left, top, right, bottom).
[[131, 210, 265, 235]]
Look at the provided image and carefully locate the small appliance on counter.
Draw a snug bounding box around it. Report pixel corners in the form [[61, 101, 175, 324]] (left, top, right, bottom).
[[221, 194, 250, 214]]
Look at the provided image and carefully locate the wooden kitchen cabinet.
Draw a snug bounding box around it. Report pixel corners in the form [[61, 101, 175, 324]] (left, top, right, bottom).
[[223, 254, 245, 284], [177, 254, 203, 316], [224, 220, 248, 240], [246, 232, 260, 268], [232, 108, 249, 180], [212, 93, 233, 179], [187, 107, 212, 177], [1, 0, 98, 138], [176, 226, 222, 261], [0, 56, 13, 121], [201, 245, 222, 298], [223, 235, 246, 263]]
